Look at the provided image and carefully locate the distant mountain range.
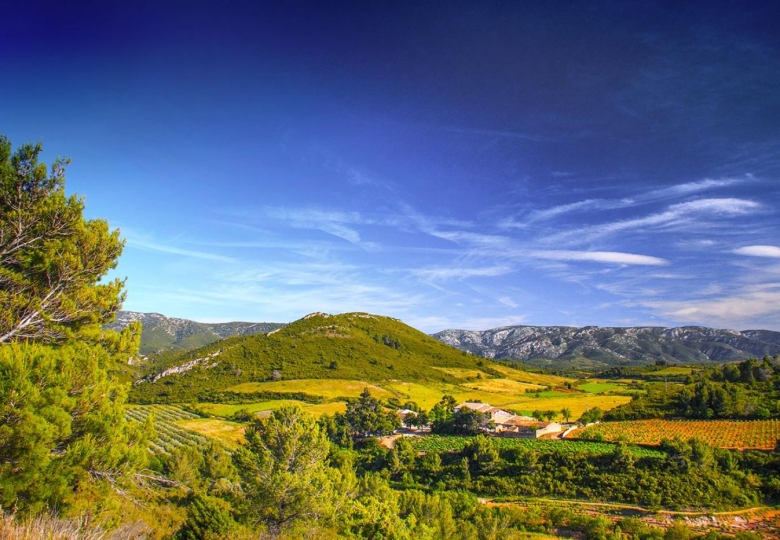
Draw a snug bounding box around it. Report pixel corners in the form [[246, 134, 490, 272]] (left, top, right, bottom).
[[432, 325, 780, 368], [108, 310, 780, 368], [106, 311, 285, 354]]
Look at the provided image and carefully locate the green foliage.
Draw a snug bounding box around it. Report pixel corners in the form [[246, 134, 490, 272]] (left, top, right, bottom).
[[129, 312, 495, 403], [0, 342, 148, 515], [319, 412, 354, 448], [232, 406, 343, 530], [345, 388, 401, 436], [390, 435, 763, 511], [408, 435, 666, 458], [606, 357, 780, 421], [0, 136, 125, 344], [175, 493, 238, 540], [579, 407, 604, 424]]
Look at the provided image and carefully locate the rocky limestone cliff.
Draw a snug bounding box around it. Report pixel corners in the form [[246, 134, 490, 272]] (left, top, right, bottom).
[[432, 325, 780, 368]]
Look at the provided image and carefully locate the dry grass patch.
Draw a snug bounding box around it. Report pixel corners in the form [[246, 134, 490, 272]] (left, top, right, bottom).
[[490, 364, 574, 386], [503, 394, 632, 419], [176, 418, 245, 448], [385, 381, 545, 409], [196, 399, 347, 420], [301, 401, 348, 416], [227, 379, 391, 400], [465, 378, 545, 395], [383, 381, 450, 408], [430, 367, 491, 379], [652, 366, 698, 376]]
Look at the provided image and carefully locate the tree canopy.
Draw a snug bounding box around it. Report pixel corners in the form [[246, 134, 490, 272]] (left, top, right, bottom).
[[0, 136, 125, 344], [232, 406, 346, 531], [0, 135, 145, 518]]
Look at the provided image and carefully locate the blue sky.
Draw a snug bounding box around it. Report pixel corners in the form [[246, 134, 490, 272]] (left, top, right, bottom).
[[2, 1, 780, 331]]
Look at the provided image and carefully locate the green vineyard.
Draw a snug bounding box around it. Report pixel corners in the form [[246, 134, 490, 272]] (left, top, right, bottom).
[[406, 434, 665, 457], [126, 404, 209, 454]]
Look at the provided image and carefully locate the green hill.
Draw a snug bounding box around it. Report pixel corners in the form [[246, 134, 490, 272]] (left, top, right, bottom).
[[129, 312, 497, 404]]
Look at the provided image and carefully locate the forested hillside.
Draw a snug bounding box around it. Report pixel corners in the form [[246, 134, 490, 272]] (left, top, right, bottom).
[[130, 312, 496, 403]]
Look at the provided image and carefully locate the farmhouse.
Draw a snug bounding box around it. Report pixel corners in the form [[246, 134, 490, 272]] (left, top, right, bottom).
[[397, 408, 416, 422], [496, 416, 562, 438], [456, 402, 563, 438], [455, 402, 513, 423]]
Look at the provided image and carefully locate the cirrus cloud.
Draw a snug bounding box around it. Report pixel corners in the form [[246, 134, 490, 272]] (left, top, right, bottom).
[[530, 250, 669, 266], [733, 245, 780, 258]]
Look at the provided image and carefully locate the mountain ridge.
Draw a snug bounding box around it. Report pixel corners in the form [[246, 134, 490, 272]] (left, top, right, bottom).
[[106, 310, 286, 354], [432, 324, 780, 368]]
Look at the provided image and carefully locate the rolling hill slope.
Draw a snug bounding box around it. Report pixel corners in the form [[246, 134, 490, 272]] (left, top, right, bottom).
[[433, 325, 780, 368], [129, 312, 497, 403]]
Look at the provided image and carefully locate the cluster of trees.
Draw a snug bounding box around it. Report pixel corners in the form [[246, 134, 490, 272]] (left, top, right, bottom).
[[358, 433, 772, 511], [607, 357, 780, 421], [426, 396, 493, 435], [0, 136, 150, 522], [318, 388, 401, 445], [151, 405, 772, 539], [0, 137, 125, 344], [579, 407, 604, 424]]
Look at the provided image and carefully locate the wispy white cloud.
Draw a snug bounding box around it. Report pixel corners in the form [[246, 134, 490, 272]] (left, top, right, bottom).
[[498, 177, 749, 230], [411, 265, 513, 281], [346, 168, 389, 189], [499, 199, 609, 228], [546, 197, 762, 244], [408, 314, 528, 332], [125, 233, 236, 263], [263, 207, 365, 244], [529, 199, 605, 221], [529, 250, 668, 266], [644, 283, 780, 329], [136, 262, 430, 324], [436, 125, 544, 142], [390, 203, 473, 233], [426, 230, 511, 248], [627, 177, 746, 204], [733, 245, 780, 258]]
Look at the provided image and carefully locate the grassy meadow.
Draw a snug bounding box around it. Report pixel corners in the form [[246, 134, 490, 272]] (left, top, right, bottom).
[[183, 375, 632, 443], [129, 373, 633, 451], [226, 379, 393, 399]]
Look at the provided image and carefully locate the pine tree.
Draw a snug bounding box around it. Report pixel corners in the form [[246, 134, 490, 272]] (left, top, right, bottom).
[[0, 135, 146, 517], [0, 136, 125, 344], [232, 406, 342, 530], [0, 341, 148, 515]]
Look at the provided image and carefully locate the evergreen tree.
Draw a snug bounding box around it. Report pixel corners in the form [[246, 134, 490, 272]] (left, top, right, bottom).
[[0, 341, 148, 515], [0, 136, 145, 518], [0, 136, 125, 344], [345, 388, 399, 436], [232, 406, 343, 531]]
